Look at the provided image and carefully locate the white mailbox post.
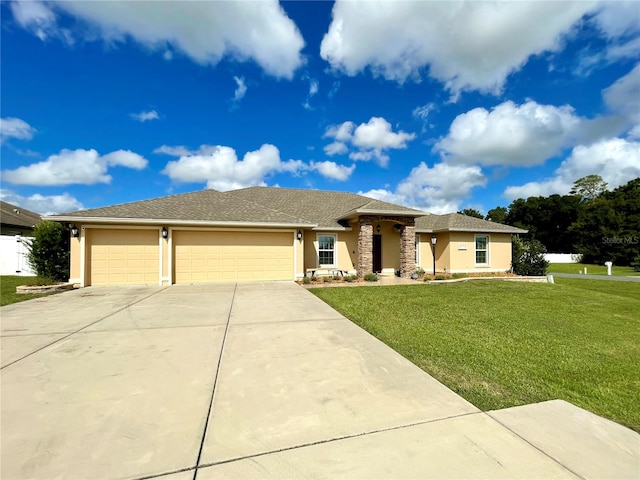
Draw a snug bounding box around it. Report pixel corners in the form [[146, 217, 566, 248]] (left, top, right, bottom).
[[605, 261, 612, 276]]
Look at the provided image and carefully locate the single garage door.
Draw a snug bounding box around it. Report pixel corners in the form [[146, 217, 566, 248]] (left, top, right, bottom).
[[173, 231, 293, 283], [89, 229, 159, 285]]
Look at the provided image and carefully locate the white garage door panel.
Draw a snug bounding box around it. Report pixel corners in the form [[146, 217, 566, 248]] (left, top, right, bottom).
[[89, 230, 159, 285], [174, 231, 293, 283]]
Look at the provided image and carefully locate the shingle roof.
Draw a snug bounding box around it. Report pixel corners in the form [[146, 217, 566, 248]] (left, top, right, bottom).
[[52, 189, 314, 226], [228, 187, 425, 228], [46, 187, 525, 233], [416, 213, 527, 234], [1, 201, 41, 229]]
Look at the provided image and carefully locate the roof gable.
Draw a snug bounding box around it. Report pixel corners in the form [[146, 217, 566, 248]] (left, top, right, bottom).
[[416, 213, 527, 234]]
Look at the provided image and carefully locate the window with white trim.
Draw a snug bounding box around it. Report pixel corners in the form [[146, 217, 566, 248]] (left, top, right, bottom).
[[318, 234, 336, 266], [475, 235, 489, 265]]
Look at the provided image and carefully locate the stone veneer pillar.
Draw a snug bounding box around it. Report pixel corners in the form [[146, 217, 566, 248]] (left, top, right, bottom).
[[399, 220, 416, 278], [357, 216, 374, 277]]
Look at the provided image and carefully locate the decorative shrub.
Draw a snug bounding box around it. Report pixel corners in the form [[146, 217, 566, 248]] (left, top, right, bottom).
[[363, 273, 379, 282], [302, 276, 311, 284], [512, 236, 549, 276], [344, 274, 358, 283], [27, 221, 70, 282], [631, 255, 640, 272]]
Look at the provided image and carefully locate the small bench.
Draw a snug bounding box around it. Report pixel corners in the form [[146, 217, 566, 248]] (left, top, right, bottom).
[[306, 268, 349, 278]]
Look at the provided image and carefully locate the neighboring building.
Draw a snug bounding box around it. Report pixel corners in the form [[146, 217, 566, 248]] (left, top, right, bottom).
[[1, 201, 41, 236], [0, 201, 41, 276], [45, 187, 526, 287]]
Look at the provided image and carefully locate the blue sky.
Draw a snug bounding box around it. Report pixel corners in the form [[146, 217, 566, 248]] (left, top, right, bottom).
[[1, 0, 639, 215]]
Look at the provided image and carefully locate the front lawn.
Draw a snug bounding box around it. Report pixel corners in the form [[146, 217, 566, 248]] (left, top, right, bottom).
[[549, 262, 639, 276], [311, 278, 640, 431], [0, 276, 53, 306]]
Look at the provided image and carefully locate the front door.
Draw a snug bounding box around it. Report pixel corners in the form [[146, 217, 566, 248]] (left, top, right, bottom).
[[373, 234, 382, 273]]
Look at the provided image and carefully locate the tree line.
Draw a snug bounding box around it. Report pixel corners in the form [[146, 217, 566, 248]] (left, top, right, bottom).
[[458, 175, 640, 267]]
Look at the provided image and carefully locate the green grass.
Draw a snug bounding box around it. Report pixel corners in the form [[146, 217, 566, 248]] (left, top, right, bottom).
[[0, 276, 55, 306], [549, 262, 639, 276], [311, 278, 640, 431]]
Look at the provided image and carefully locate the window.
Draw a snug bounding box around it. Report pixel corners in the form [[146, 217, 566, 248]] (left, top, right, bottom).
[[475, 235, 489, 265], [318, 234, 336, 266], [415, 234, 420, 265]]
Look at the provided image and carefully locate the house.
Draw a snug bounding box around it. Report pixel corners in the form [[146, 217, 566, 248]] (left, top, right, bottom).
[[0, 201, 41, 276], [1, 201, 41, 236], [45, 187, 526, 287]]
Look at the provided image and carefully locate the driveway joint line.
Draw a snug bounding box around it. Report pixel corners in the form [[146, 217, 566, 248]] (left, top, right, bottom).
[[192, 282, 237, 480], [0, 287, 168, 370], [484, 411, 586, 479], [196, 410, 481, 470]]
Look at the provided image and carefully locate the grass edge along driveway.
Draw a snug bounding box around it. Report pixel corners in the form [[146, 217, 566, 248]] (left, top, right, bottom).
[[311, 278, 640, 432]]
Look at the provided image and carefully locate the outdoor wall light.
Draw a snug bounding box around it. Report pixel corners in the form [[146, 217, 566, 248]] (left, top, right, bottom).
[[297, 230, 303, 241], [376, 224, 381, 233], [431, 235, 437, 245], [71, 225, 79, 238], [161, 227, 168, 239]]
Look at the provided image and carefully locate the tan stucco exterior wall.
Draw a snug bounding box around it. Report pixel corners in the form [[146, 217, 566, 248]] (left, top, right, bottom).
[[304, 230, 358, 274], [416, 234, 434, 272], [379, 223, 400, 272], [447, 232, 513, 273], [69, 232, 81, 283], [295, 232, 304, 278]]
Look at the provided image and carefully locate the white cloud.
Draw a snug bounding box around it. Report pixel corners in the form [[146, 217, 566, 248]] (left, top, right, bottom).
[[0, 189, 83, 215], [591, 0, 640, 38], [324, 121, 354, 142], [233, 76, 247, 102], [11, 0, 304, 79], [436, 101, 582, 166], [154, 145, 194, 157], [2, 148, 148, 186], [320, 1, 600, 96], [302, 77, 319, 110], [161, 144, 306, 191], [130, 110, 159, 122], [504, 137, 640, 199], [361, 162, 486, 214], [0, 117, 36, 144], [412, 103, 435, 121], [309, 79, 319, 96], [323, 117, 415, 166], [603, 63, 640, 123], [324, 141, 348, 156], [310, 161, 355, 181]]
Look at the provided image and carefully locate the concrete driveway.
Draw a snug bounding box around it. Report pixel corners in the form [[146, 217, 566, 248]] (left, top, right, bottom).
[[1, 282, 638, 480]]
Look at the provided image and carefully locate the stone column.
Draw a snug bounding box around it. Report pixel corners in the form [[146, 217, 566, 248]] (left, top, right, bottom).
[[357, 216, 374, 277], [399, 220, 416, 278]]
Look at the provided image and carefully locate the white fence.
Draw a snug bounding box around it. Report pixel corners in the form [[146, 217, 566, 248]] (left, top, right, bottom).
[[0, 235, 36, 276], [544, 253, 583, 264]]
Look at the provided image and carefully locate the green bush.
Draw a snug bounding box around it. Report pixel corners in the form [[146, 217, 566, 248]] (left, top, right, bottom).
[[302, 276, 311, 284], [631, 255, 640, 272], [344, 274, 358, 283], [434, 274, 448, 280], [512, 236, 549, 276], [364, 273, 379, 282], [27, 221, 70, 282]]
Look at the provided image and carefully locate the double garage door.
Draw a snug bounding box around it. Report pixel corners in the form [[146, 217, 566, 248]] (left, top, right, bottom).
[[87, 229, 294, 285]]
